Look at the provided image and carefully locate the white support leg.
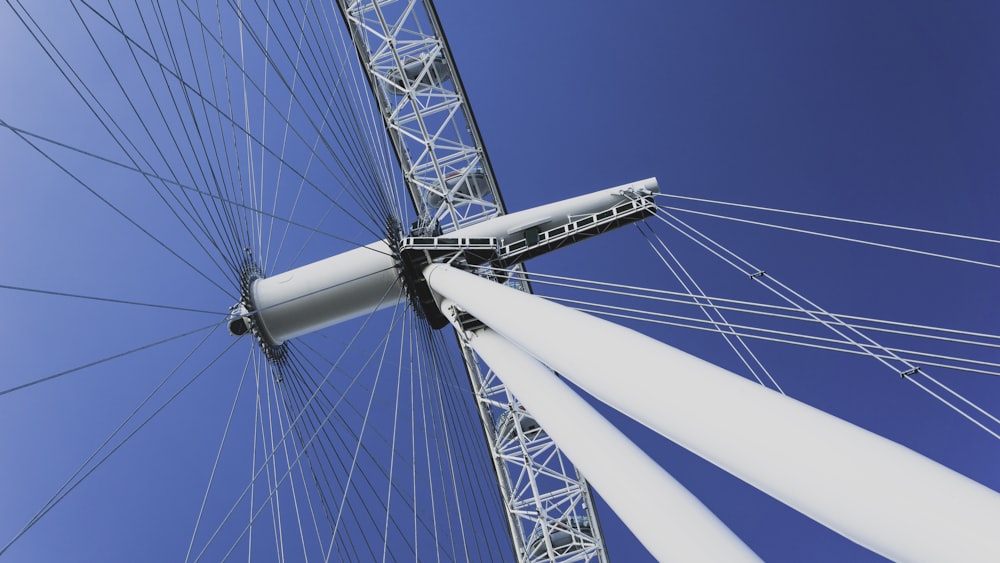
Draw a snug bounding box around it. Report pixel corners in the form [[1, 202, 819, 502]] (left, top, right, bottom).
[[425, 263, 1000, 562], [446, 318, 761, 562]]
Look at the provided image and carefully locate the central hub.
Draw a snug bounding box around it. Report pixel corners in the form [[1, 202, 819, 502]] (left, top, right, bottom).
[[231, 241, 405, 347], [228, 179, 659, 347], [228, 255, 288, 362]]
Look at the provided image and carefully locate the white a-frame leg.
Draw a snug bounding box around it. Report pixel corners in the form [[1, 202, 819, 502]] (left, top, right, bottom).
[[450, 320, 760, 561], [425, 263, 1000, 563]]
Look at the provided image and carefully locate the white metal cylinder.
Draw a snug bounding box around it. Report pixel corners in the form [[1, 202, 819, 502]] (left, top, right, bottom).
[[454, 319, 760, 562], [425, 263, 1000, 562], [251, 241, 403, 344]]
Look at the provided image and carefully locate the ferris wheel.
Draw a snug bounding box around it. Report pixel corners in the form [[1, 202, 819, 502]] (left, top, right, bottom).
[[1, 1, 998, 561]]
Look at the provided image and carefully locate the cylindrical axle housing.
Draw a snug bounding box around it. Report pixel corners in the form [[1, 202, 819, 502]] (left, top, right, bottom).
[[250, 241, 403, 345]]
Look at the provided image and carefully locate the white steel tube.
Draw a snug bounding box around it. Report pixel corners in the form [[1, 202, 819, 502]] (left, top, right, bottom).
[[451, 319, 760, 562], [425, 263, 1000, 562], [251, 241, 402, 344]]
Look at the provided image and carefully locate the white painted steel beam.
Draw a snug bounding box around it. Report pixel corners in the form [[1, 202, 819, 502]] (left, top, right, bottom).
[[446, 178, 657, 240], [425, 263, 1000, 562], [448, 317, 761, 562]]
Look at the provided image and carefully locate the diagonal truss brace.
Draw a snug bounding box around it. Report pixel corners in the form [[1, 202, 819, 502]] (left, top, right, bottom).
[[337, 0, 505, 232]]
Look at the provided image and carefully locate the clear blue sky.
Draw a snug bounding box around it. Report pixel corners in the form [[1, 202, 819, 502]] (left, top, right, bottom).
[[1, 1, 998, 561]]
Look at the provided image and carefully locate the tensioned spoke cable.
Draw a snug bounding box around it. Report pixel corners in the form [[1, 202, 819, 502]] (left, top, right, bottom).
[[489, 266, 1000, 351], [415, 323, 471, 560], [209, 0, 395, 233], [267, 366, 292, 563], [415, 331, 442, 561], [653, 208, 985, 368], [651, 210, 1000, 435], [289, 340, 432, 559], [0, 283, 219, 315], [82, 0, 388, 242], [248, 347, 261, 561], [658, 192, 1000, 245], [325, 300, 406, 560], [306, 314, 484, 404], [279, 350, 384, 562], [422, 328, 509, 558], [298, 333, 478, 558], [282, 200, 342, 269], [185, 345, 255, 563], [215, 313, 409, 563], [263, 6, 313, 271], [660, 204, 1000, 270], [150, 0, 250, 269], [235, 0, 262, 267], [256, 0, 397, 225], [111, 1, 247, 271], [325, 2, 404, 226], [254, 0, 275, 270], [266, 0, 406, 248], [409, 311, 420, 557], [637, 222, 783, 392], [919, 371, 1000, 428], [260, 0, 389, 270], [232, 0, 262, 271], [419, 324, 498, 556], [66, 2, 246, 278], [170, 0, 252, 266], [279, 352, 357, 537], [190, 281, 401, 562], [903, 376, 1000, 441], [288, 339, 437, 557], [256, 368, 285, 563], [550, 295, 1000, 376], [4, 324, 221, 556], [418, 343, 479, 562], [0, 116, 232, 296], [382, 306, 409, 563], [0, 335, 240, 557], [212, 0, 255, 268], [270, 358, 340, 557], [0, 320, 223, 397], [0, 122, 380, 253], [269, 365, 315, 562]]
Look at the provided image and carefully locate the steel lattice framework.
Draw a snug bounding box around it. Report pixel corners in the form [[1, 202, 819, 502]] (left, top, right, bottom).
[[336, 0, 609, 560]]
